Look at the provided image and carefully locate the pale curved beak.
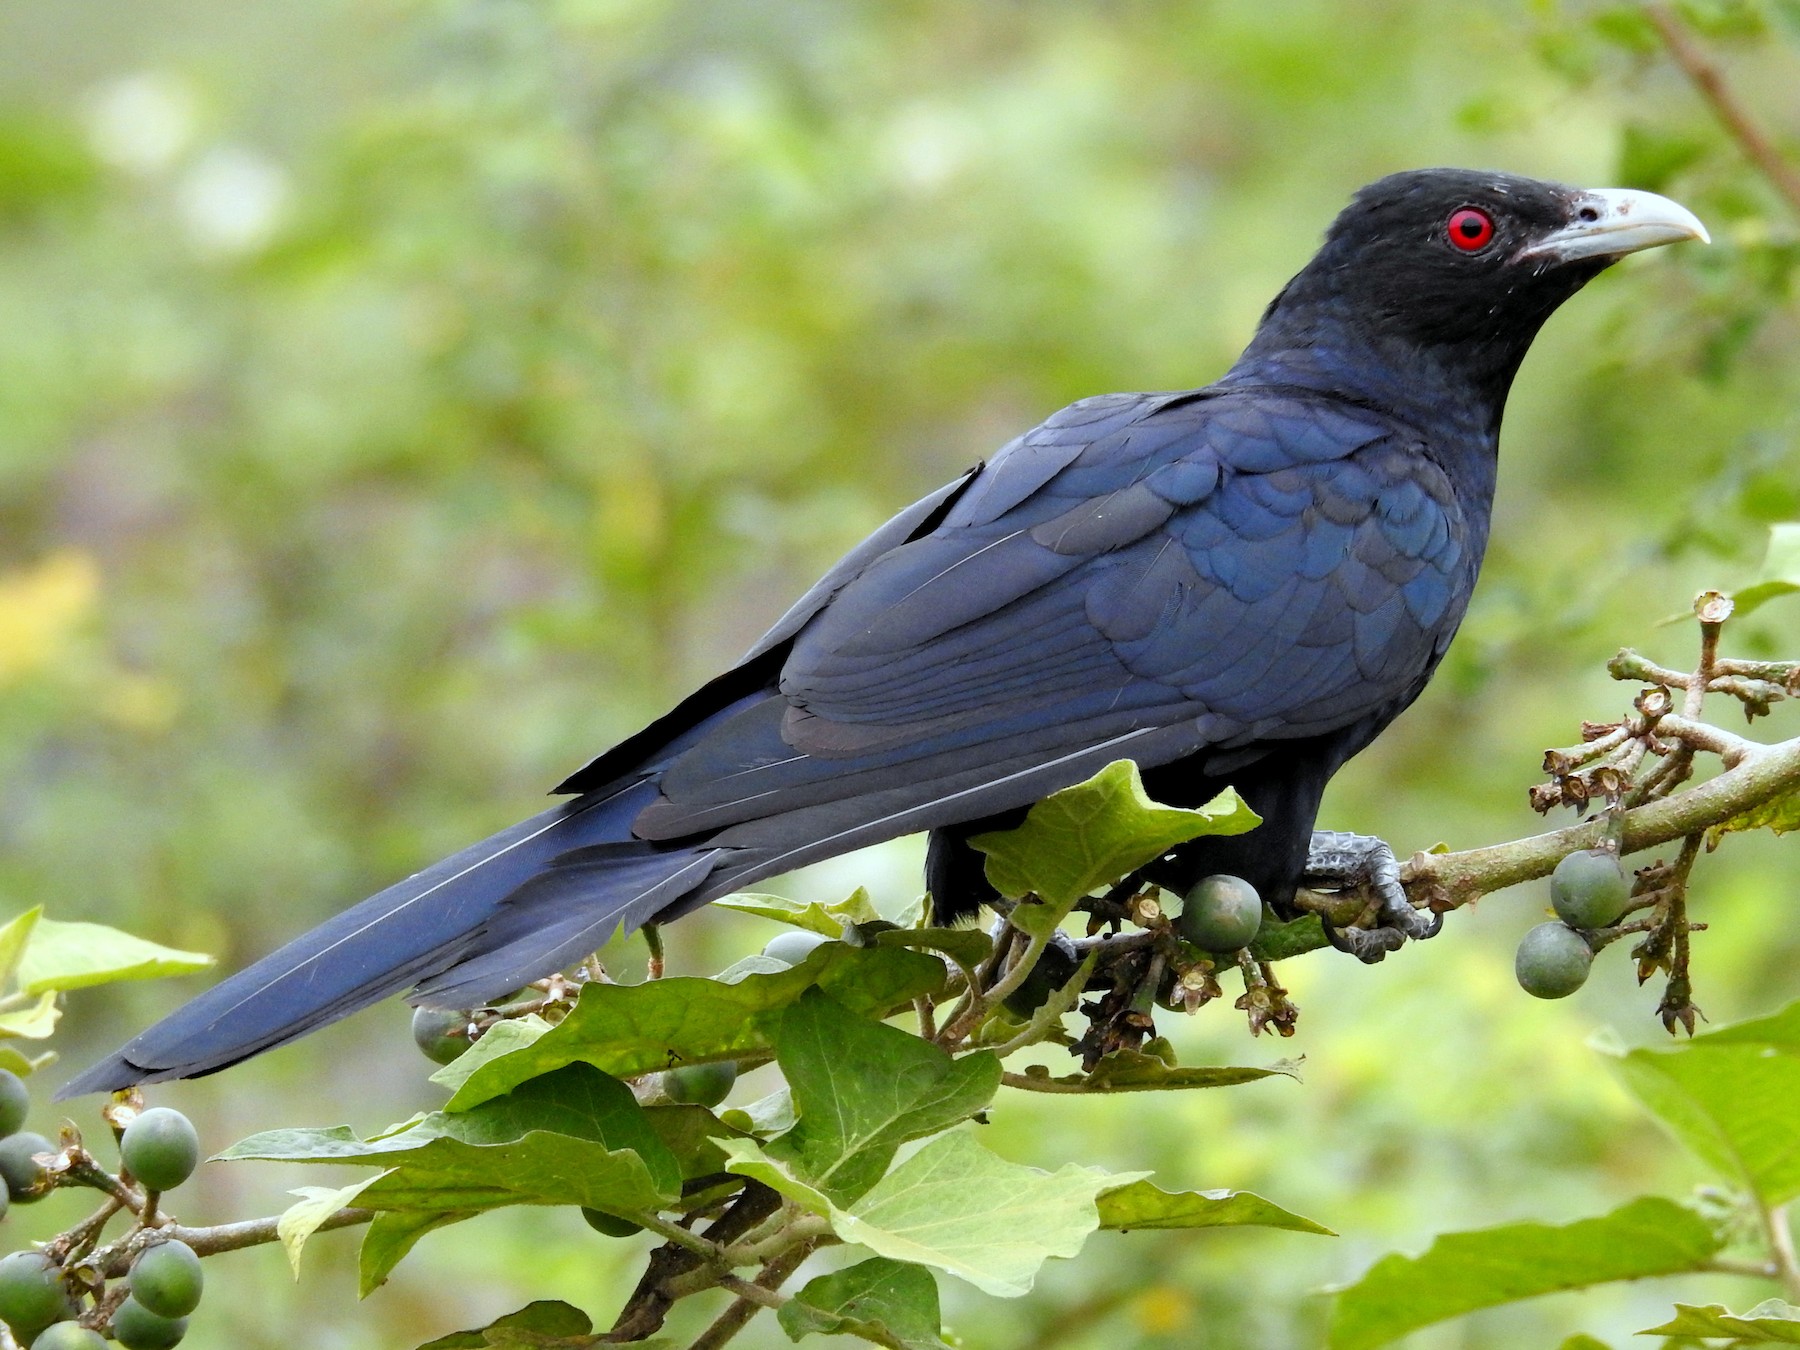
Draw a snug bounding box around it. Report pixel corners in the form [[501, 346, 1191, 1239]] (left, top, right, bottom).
[[1520, 187, 1710, 263]]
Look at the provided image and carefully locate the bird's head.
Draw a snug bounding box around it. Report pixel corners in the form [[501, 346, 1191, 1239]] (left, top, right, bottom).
[[1243, 168, 1708, 416]]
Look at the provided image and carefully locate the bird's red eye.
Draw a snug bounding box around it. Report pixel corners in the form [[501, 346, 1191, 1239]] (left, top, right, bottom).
[[1447, 207, 1495, 252]]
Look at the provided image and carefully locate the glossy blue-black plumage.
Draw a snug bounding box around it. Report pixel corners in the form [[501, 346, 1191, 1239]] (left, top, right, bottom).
[[64, 168, 1639, 1093]]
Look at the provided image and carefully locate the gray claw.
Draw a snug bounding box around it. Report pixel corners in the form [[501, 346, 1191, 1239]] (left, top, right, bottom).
[[1305, 831, 1440, 957]]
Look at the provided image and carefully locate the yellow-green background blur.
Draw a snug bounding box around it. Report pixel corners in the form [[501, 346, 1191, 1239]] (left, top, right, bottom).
[[2, 1, 1798, 1346]]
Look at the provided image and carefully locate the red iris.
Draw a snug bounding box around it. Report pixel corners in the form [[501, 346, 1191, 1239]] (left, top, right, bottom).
[[1447, 207, 1495, 252]]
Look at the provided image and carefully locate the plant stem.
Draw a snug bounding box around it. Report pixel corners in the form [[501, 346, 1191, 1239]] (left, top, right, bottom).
[[1408, 729, 1800, 913], [687, 1240, 817, 1350], [1642, 2, 1800, 217], [92, 1208, 373, 1278], [1765, 1202, 1800, 1301]]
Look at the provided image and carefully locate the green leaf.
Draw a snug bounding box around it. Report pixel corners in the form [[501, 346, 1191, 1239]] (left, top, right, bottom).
[[223, 1064, 683, 1217], [15, 917, 212, 993], [362, 1209, 474, 1296], [725, 1131, 1143, 1298], [1733, 523, 1800, 617], [718, 1136, 838, 1214], [0, 908, 41, 990], [428, 1015, 552, 1096], [1325, 1196, 1723, 1350], [766, 989, 1001, 1203], [1095, 1180, 1335, 1235], [875, 927, 994, 969], [414, 1300, 596, 1349], [1606, 999, 1800, 1206], [0, 1045, 46, 1076], [714, 888, 879, 937], [778, 1257, 948, 1349], [644, 1104, 734, 1181], [1707, 790, 1800, 848], [970, 760, 1259, 915], [1015, 1048, 1302, 1093], [443, 943, 945, 1111], [1558, 1337, 1613, 1350], [277, 1174, 387, 1277], [1639, 1299, 1800, 1341], [719, 1088, 796, 1138], [834, 1131, 1139, 1297], [0, 991, 58, 1039]]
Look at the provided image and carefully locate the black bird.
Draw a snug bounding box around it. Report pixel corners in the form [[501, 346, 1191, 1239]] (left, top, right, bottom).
[[63, 169, 1706, 1095]]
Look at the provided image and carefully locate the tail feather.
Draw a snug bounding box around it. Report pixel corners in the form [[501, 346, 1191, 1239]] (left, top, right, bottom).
[[412, 845, 721, 1007], [57, 784, 709, 1097]]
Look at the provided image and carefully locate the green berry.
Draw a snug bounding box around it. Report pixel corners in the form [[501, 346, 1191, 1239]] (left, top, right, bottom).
[[1001, 941, 1078, 1019], [581, 1207, 645, 1238], [0, 1131, 55, 1202], [0, 1172, 9, 1221], [410, 1006, 472, 1065], [661, 1061, 737, 1107], [1550, 848, 1630, 929], [0, 1251, 75, 1340], [120, 1108, 200, 1192], [1515, 922, 1594, 999], [31, 1323, 108, 1350], [0, 1068, 30, 1138], [1179, 875, 1264, 951], [761, 931, 830, 967], [128, 1240, 203, 1319], [110, 1296, 187, 1350]]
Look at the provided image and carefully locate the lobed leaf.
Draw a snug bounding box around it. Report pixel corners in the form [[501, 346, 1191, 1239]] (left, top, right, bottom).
[[1605, 999, 1800, 1207], [414, 1300, 598, 1349], [362, 1209, 473, 1296], [0, 908, 40, 990], [1639, 1299, 1800, 1341], [714, 888, 879, 937], [766, 989, 1001, 1203], [1732, 522, 1800, 617], [875, 927, 994, 969], [14, 917, 212, 993], [223, 1064, 682, 1219], [427, 1015, 552, 1095], [1015, 1048, 1301, 1094], [442, 943, 944, 1111], [1325, 1196, 1722, 1350], [0, 991, 58, 1039], [1707, 790, 1800, 848], [1096, 1180, 1334, 1235], [970, 759, 1259, 914], [724, 1131, 1143, 1298], [777, 1257, 948, 1349], [277, 1174, 386, 1277]]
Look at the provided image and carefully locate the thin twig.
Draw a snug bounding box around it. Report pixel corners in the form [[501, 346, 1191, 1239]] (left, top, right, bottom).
[[92, 1208, 373, 1278], [1766, 1202, 1800, 1301], [1405, 728, 1800, 915], [688, 1241, 817, 1350], [1643, 2, 1800, 216]]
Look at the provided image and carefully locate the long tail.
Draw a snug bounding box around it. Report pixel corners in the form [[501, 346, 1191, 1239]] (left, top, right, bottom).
[[57, 782, 723, 1096]]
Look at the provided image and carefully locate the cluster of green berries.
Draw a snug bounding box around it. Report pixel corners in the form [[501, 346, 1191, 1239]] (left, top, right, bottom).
[[1515, 848, 1631, 999], [0, 1077, 204, 1349]]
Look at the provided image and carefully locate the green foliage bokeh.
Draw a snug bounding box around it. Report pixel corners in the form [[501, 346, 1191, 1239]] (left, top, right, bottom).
[[2, 0, 1799, 1345]]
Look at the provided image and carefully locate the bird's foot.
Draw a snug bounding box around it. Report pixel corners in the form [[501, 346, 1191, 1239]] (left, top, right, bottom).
[[1302, 831, 1441, 964]]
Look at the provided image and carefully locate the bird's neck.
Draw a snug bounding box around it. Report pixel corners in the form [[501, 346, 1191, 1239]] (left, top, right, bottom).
[[1221, 321, 1519, 452]]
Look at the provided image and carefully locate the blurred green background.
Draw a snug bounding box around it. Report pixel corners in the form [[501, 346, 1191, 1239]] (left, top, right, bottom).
[[1, 0, 1798, 1345]]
